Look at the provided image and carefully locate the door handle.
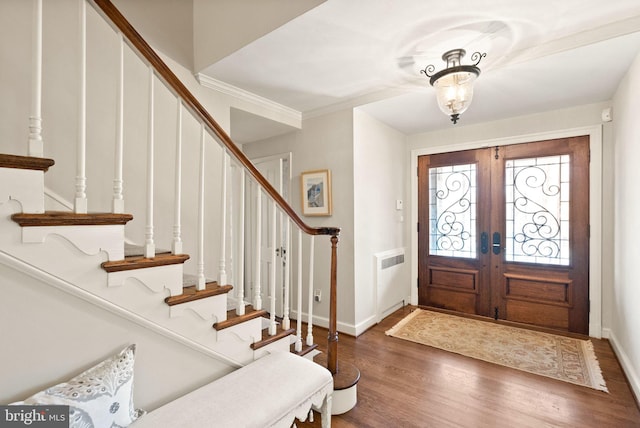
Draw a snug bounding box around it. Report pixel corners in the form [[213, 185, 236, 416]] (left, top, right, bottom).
[[492, 232, 501, 255], [481, 232, 489, 254]]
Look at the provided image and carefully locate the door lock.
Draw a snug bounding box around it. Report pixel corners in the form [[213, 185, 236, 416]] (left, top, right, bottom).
[[492, 232, 501, 255]]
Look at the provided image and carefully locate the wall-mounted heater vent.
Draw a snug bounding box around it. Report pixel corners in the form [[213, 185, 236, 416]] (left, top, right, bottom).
[[381, 254, 404, 270], [375, 248, 407, 323]]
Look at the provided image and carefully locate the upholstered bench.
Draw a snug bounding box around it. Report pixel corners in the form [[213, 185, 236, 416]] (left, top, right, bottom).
[[131, 351, 333, 428]]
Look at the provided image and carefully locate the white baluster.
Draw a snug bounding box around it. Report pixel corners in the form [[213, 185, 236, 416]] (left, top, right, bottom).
[[219, 151, 228, 286], [306, 235, 315, 346], [143, 67, 155, 258], [172, 99, 183, 255], [282, 219, 291, 330], [227, 164, 235, 287], [74, 0, 87, 214], [112, 34, 125, 214], [236, 169, 246, 316], [28, 0, 43, 157], [253, 186, 262, 310], [269, 200, 277, 336], [197, 124, 206, 290], [295, 229, 303, 352]]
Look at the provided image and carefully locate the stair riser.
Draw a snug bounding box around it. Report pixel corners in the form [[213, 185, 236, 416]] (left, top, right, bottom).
[[252, 337, 292, 360], [0, 168, 45, 214], [21, 225, 126, 261], [216, 317, 263, 345], [107, 264, 184, 296], [207, 318, 264, 364], [169, 295, 228, 322]]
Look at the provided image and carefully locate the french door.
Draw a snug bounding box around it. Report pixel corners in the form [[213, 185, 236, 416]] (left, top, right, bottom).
[[418, 136, 590, 334]]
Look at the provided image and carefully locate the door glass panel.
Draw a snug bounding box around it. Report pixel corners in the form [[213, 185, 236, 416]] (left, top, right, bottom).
[[505, 155, 570, 265], [429, 163, 477, 258]]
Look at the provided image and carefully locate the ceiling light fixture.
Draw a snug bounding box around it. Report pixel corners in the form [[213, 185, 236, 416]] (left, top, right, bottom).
[[421, 49, 486, 124]]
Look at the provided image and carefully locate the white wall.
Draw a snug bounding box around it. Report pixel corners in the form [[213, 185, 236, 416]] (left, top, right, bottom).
[[611, 52, 640, 399], [243, 110, 357, 331], [0, 0, 35, 157], [192, 0, 325, 72], [353, 109, 408, 333], [0, 263, 232, 410], [112, 0, 194, 71], [243, 109, 410, 336]]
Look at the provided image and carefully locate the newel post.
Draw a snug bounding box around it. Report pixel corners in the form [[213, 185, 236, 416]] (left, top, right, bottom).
[[327, 234, 339, 375], [324, 231, 358, 415]]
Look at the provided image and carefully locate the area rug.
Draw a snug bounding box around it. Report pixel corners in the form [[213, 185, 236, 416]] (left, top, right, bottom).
[[385, 308, 608, 392]]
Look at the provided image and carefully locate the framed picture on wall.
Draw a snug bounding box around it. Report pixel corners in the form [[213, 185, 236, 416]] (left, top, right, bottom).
[[300, 169, 332, 216]]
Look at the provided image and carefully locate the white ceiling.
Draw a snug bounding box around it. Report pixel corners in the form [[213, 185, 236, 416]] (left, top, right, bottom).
[[200, 0, 640, 142]]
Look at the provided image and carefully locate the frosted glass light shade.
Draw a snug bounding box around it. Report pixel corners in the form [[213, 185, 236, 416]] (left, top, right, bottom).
[[433, 70, 477, 117]]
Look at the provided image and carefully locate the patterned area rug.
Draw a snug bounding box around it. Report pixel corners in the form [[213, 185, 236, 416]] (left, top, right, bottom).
[[386, 308, 608, 392]]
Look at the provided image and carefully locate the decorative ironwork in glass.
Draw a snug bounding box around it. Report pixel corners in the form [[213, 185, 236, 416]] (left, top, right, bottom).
[[505, 155, 570, 265], [429, 163, 476, 258]]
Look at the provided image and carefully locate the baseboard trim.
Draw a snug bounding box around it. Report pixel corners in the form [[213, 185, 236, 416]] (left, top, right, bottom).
[[290, 310, 357, 336], [288, 311, 379, 338], [602, 327, 640, 403], [354, 315, 377, 337]]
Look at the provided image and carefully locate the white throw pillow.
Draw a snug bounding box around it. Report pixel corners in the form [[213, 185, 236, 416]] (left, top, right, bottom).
[[20, 344, 145, 428]]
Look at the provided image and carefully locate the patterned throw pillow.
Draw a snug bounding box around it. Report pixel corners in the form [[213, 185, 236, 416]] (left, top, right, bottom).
[[19, 344, 145, 428]]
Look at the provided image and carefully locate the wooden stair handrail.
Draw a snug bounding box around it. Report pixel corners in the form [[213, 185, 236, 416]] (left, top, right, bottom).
[[89, 0, 338, 238], [88, 0, 341, 377]]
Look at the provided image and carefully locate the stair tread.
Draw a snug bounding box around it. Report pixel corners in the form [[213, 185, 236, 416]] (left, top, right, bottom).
[[213, 305, 267, 331], [0, 154, 55, 171], [251, 324, 296, 350], [12, 211, 133, 226], [101, 253, 190, 272], [291, 342, 319, 357], [165, 281, 233, 306]]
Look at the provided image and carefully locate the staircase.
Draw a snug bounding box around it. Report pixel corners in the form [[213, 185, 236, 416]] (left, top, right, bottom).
[[0, 0, 343, 412], [1, 154, 312, 365]]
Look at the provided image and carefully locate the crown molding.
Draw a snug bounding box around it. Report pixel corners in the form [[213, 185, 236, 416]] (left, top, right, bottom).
[[197, 73, 412, 124], [196, 73, 301, 123]]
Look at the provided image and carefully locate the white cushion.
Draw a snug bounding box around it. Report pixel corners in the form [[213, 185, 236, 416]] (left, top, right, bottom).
[[19, 344, 145, 428], [132, 351, 333, 428]]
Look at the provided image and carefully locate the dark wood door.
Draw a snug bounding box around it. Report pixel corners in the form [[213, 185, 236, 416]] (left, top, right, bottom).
[[418, 136, 590, 334], [417, 148, 492, 317]]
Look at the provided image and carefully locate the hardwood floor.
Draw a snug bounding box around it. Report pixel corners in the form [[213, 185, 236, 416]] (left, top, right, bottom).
[[299, 305, 640, 428]]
